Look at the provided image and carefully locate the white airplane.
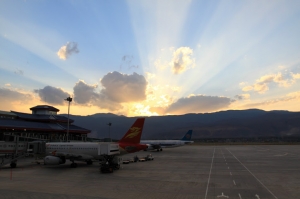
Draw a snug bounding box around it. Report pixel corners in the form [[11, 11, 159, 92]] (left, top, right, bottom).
[[141, 130, 194, 151], [44, 118, 148, 172]]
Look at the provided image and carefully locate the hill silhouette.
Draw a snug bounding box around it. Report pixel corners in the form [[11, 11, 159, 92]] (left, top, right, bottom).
[[61, 109, 300, 140]]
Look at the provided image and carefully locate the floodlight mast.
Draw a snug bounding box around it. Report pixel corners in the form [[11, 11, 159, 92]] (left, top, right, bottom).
[[65, 97, 72, 142], [107, 122, 112, 142]]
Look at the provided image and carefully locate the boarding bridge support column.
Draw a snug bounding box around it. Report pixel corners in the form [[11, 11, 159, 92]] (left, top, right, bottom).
[[27, 141, 46, 157]]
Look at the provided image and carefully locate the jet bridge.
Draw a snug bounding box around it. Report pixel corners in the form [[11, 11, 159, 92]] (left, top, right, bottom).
[[0, 140, 46, 168], [27, 141, 46, 155]]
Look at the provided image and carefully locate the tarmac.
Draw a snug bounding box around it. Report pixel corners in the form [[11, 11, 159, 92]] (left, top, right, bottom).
[[0, 145, 299, 199]]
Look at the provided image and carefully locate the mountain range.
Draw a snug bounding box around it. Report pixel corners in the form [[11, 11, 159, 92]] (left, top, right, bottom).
[[61, 109, 300, 140]]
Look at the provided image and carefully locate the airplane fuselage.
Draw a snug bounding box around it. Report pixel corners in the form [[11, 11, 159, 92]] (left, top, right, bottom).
[[141, 140, 194, 148], [45, 142, 147, 158], [0, 141, 28, 154], [46, 142, 105, 159], [118, 142, 148, 154]]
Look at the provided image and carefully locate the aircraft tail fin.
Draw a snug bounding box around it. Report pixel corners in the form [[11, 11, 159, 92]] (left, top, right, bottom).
[[118, 118, 145, 144], [181, 130, 193, 141]]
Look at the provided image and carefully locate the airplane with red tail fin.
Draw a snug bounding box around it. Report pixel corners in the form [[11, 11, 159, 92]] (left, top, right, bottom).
[[43, 118, 147, 170], [118, 118, 148, 154]]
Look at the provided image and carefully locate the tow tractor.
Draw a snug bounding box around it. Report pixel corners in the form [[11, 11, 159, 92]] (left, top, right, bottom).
[[145, 154, 154, 161], [100, 155, 122, 173]]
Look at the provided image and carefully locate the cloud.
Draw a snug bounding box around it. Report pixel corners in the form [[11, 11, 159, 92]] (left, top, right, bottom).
[[278, 65, 287, 70], [73, 80, 98, 104], [0, 88, 33, 111], [292, 73, 300, 79], [0, 87, 33, 111], [14, 68, 24, 75], [73, 80, 123, 111], [34, 86, 70, 105], [253, 83, 269, 93], [73, 72, 147, 111], [242, 85, 254, 92], [149, 106, 166, 115], [145, 72, 156, 80], [272, 73, 292, 87], [234, 94, 250, 100], [100, 71, 147, 103], [154, 59, 169, 71], [0, 87, 32, 102], [170, 47, 195, 74], [120, 55, 138, 70], [286, 91, 300, 99], [242, 72, 298, 94], [5, 83, 11, 87], [57, 42, 79, 60], [159, 94, 233, 115], [170, 86, 182, 92], [239, 82, 247, 87], [243, 91, 300, 108]]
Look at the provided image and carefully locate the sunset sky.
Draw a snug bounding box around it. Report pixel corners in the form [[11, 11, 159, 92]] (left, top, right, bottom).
[[1, 0, 300, 116]]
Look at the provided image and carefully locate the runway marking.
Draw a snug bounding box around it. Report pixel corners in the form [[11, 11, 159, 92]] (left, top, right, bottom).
[[228, 167, 229, 169], [238, 193, 242, 199], [204, 148, 215, 199], [227, 148, 279, 199], [233, 180, 236, 185], [274, 153, 288, 156], [255, 194, 260, 199], [230, 172, 232, 175], [217, 192, 229, 198]]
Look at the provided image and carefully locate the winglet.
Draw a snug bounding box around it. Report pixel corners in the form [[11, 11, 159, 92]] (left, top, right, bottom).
[[118, 118, 145, 144], [181, 130, 193, 141]]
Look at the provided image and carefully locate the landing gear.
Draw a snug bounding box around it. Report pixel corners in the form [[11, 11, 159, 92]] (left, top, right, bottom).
[[86, 160, 93, 165], [70, 162, 77, 168], [100, 155, 120, 173], [100, 164, 114, 173], [69, 157, 77, 168], [10, 162, 17, 168]]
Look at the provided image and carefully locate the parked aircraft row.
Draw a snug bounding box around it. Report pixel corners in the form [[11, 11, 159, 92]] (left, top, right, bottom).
[[44, 118, 147, 169], [0, 118, 193, 171]]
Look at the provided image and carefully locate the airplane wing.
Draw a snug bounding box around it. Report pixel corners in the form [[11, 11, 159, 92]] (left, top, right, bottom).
[[143, 142, 164, 151], [147, 144, 162, 150]]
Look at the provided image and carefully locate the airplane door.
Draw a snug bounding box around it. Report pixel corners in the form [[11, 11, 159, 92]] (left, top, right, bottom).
[[98, 143, 101, 156]]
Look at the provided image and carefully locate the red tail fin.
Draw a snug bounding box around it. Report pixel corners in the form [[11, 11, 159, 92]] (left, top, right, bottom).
[[118, 118, 145, 144]]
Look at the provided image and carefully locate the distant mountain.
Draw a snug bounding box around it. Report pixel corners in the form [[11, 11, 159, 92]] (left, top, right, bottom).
[[87, 113, 125, 118], [61, 109, 300, 140]]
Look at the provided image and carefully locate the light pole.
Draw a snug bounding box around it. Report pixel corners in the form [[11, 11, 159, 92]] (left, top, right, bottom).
[[65, 96, 72, 142], [107, 122, 112, 142]]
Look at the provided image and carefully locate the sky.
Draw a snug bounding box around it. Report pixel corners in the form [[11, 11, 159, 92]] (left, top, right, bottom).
[[0, 0, 300, 116]]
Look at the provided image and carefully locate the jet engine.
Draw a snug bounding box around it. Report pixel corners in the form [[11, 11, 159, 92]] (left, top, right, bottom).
[[145, 144, 153, 151], [44, 156, 66, 165]]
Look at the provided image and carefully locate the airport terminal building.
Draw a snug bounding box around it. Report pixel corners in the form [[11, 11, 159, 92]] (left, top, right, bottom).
[[0, 105, 90, 142]]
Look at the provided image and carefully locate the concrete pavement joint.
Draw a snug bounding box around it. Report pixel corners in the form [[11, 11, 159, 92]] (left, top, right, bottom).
[[204, 147, 215, 199], [226, 148, 279, 199]]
